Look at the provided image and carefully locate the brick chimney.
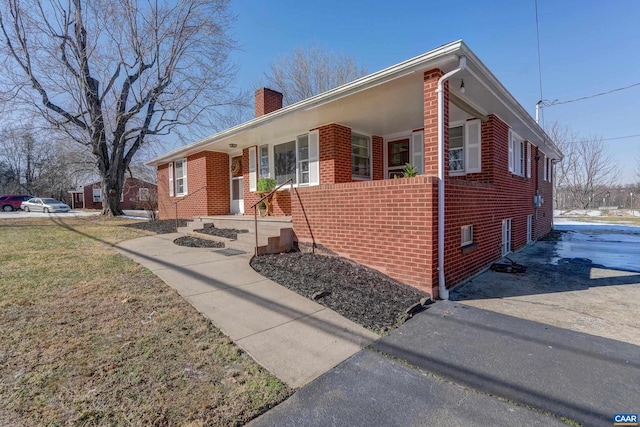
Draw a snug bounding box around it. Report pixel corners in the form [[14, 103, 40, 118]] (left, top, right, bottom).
[[255, 87, 283, 118]]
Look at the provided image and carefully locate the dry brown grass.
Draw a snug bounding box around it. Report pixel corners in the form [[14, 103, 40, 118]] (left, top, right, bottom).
[[0, 216, 290, 426]]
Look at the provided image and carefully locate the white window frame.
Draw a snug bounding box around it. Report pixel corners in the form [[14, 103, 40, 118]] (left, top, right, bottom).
[[527, 214, 533, 243], [270, 131, 320, 188], [351, 132, 372, 180], [502, 219, 512, 257], [248, 147, 257, 192], [546, 158, 553, 182], [259, 144, 270, 178], [173, 158, 188, 196], [92, 188, 102, 202], [168, 162, 174, 197], [526, 142, 531, 179], [449, 119, 482, 176], [461, 225, 473, 247], [509, 130, 525, 177], [139, 187, 150, 202], [543, 154, 547, 181]]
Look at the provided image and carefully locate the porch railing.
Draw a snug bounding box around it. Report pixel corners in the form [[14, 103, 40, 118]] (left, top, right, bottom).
[[173, 185, 207, 229]]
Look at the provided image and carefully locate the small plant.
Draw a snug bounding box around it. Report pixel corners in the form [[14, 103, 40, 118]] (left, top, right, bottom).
[[402, 163, 418, 178], [257, 200, 266, 210], [257, 177, 277, 193]]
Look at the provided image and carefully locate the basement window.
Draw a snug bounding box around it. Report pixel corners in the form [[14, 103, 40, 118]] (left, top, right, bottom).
[[461, 225, 473, 247]]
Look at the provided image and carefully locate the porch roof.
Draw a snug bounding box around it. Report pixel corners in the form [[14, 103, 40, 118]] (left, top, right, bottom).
[[147, 40, 562, 166]]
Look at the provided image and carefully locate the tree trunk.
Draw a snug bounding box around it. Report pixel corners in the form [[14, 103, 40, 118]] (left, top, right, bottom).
[[101, 168, 125, 216]]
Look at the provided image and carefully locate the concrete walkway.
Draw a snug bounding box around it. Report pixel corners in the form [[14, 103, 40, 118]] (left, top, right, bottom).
[[115, 233, 377, 388]]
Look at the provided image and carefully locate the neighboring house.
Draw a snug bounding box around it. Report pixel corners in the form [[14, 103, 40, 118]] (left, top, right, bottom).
[[83, 178, 157, 210], [147, 40, 562, 299]]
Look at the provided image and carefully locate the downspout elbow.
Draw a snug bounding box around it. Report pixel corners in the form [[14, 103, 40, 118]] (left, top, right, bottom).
[[435, 56, 467, 300]]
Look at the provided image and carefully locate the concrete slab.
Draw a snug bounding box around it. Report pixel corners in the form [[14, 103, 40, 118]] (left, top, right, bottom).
[[238, 308, 377, 388], [372, 301, 640, 427], [114, 234, 378, 389], [451, 224, 640, 346], [185, 280, 326, 340], [248, 349, 568, 427]]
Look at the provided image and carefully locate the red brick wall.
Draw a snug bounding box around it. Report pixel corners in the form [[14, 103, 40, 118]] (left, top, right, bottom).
[[318, 124, 352, 184], [157, 151, 230, 219], [424, 69, 445, 176], [292, 176, 438, 295], [255, 88, 283, 117], [372, 135, 384, 180], [441, 115, 554, 287]]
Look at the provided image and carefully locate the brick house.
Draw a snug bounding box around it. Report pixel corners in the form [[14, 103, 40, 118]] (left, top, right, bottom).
[[83, 177, 157, 210], [147, 40, 562, 299]]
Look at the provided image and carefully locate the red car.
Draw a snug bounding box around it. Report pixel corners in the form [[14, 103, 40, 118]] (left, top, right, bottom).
[[0, 195, 34, 212]]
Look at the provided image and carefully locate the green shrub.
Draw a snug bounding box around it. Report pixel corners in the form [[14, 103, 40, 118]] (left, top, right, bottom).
[[257, 177, 277, 192]]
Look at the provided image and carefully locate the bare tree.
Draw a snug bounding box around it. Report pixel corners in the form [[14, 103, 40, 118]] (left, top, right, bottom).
[[547, 121, 577, 209], [563, 135, 619, 209], [0, 0, 236, 215], [264, 45, 368, 105]]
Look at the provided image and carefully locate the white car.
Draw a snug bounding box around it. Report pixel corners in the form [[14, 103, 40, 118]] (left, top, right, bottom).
[[21, 198, 71, 213]]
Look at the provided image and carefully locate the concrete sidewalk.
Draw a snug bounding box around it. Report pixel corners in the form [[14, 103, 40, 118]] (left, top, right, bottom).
[[115, 233, 377, 388]]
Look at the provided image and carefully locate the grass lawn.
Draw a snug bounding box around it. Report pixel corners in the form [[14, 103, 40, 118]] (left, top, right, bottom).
[[0, 217, 290, 426], [556, 214, 640, 226]]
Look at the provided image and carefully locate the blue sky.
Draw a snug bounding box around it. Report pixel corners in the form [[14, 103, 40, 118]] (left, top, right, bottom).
[[225, 0, 640, 184]]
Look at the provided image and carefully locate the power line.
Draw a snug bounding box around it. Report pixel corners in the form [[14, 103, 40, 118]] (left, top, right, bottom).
[[534, 0, 545, 126], [565, 133, 640, 144], [542, 82, 640, 107]]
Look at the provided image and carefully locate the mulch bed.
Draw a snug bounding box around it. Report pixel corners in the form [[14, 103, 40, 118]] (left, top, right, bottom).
[[195, 227, 249, 240], [173, 236, 225, 248], [251, 252, 430, 333], [122, 219, 189, 234]]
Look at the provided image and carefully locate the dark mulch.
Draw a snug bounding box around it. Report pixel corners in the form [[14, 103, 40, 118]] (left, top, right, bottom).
[[195, 227, 249, 240], [250, 252, 430, 333], [122, 219, 189, 234], [173, 236, 225, 248]]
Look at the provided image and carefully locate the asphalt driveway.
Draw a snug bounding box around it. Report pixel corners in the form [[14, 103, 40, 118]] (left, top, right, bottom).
[[451, 219, 640, 346]]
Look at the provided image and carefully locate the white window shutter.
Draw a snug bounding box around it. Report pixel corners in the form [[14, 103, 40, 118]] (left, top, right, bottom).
[[508, 130, 514, 172], [183, 159, 188, 195], [465, 120, 481, 173], [168, 162, 174, 197], [411, 131, 424, 175], [308, 130, 320, 185], [543, 154, 547, 181], [249, 147, 257, 191], [526, 142, 531, 178]]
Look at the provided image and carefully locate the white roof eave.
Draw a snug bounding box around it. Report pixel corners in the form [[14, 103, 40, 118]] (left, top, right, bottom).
[[147, 40, 464, 166]]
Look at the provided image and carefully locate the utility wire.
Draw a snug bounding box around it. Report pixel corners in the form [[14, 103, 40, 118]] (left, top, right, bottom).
[[566, 133, 640, 143], [545, 82, 640, 107], [534, 0, 545, 126]]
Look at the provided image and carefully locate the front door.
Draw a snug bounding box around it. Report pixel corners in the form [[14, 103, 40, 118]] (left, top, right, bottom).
[[230, 155, 244, 214]]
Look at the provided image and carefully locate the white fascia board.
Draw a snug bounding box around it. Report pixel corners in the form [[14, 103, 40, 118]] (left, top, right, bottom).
[[458, 42, 563, 161], [147, 41, 464, 166]]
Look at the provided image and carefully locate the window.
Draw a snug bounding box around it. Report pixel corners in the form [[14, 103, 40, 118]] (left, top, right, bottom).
[[543, 154, 547, 181], [546, 158, 552, 182], [139, 187, 150, 201], [259, 144, 269, 177], [274, 140, 296, 185], [297, 134, 310, 184], [449, 120, 481, 174], [92, 188, 102, 202], [509, 130, 525, 177], [449, 126, 464, 172], [174, 158, 187, 196], [461, 225, 473, 247], [352, 133, 371, 179], [266, 132, 319, 188]]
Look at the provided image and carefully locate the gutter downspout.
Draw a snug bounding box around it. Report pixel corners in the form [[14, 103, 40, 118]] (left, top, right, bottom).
[[436, 56, 467, 300]]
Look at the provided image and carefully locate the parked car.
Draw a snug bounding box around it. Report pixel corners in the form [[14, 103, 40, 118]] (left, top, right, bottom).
[[21, 198, 71, 213], [0, 195, 34, 211]]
